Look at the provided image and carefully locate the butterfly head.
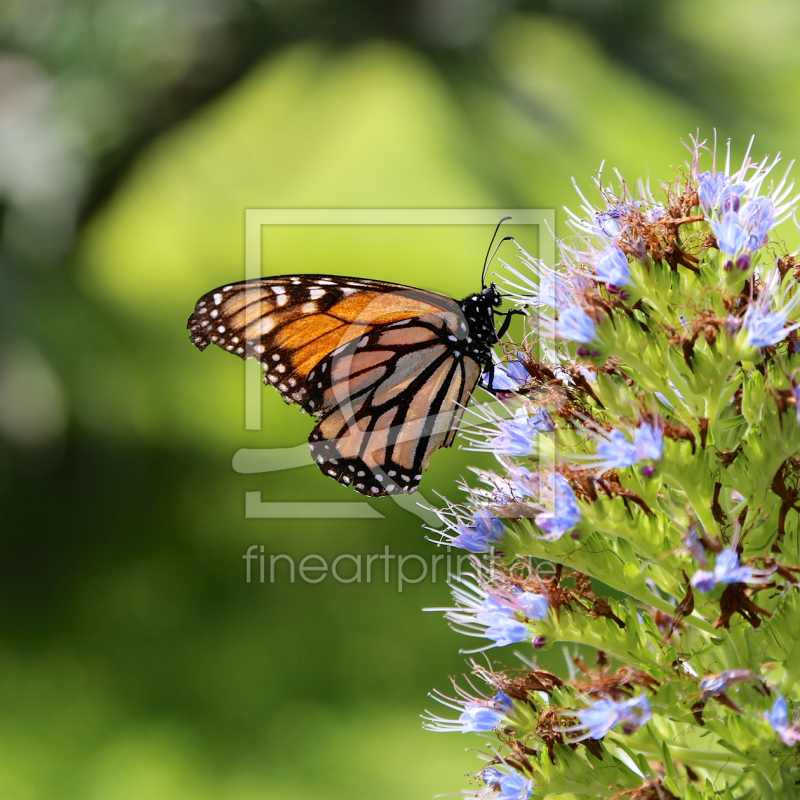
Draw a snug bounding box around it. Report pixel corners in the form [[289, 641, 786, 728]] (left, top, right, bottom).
[[482, 283, 503, 308]]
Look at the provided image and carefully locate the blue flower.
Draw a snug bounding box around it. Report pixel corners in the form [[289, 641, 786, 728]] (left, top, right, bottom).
[[595, 429, 640, 469], [509, 465, 540, 498], [691, 549, 775, 591], [517, 591, 549, 620], [594, 245, 631, 287], [445, 580, 534, 650], [682, 525, 708, 568], [482, 769, 535, 800], [742, 303, 800, 348], [477, 611, 530, 647], [447, 584, 547, 648], [740, 196, 773, 250], [713, 550, 756, 583], [450, 509, 505, 553], [765, 695, 800, 746], [496, 772, 535, 800], [794, 385, 800, 425], [506, 361, 530, 383], [482, 768, 504, 786], [718, 182, 746, 214], [698, 669, 753, 699], [579, 422, 663, 471], [492, 690, 515, 714], [456, 705, 504, 732], [690, 571, 716, 593], [485, 361, 529, 391], [557, 305, 596, 344], [633, 422, 663, 461], [534, 474, 580, 540], [530, 406, 554, 432], [424, 688, 515, 734], [697, 170, 729, 210], [571, 695, 651, 740], [492, 408, 553, 456], [711, 212, 749, 257], [486, 365, 519, 391]]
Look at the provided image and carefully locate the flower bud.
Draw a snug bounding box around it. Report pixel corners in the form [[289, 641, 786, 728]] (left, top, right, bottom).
[[736, 253, 751, 271], [532, 636, 547, 650], [723, 258, 734, 272], [724, 315, 741, 335]]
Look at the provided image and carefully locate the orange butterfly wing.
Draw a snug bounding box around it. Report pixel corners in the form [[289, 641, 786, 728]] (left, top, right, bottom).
[[187, 274, 490, 496], [307, 315, 481, 495], [187, 275, 465, 410]]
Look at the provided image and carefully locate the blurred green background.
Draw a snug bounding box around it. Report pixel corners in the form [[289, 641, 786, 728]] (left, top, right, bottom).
[[2, 2, 800, 798]]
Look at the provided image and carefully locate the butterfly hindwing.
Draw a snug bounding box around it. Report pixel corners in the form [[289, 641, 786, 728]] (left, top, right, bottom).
[[307, 315, 482, 496], [187, 275, 465, 410]]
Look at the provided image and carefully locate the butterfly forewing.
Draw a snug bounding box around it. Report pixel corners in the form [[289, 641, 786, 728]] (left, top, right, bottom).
[[307, 315, 482, 496], [187, 275, 464, 409]]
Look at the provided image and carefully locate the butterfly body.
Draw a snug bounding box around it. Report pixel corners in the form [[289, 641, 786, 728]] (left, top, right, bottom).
[[187, 275, 504, 496]]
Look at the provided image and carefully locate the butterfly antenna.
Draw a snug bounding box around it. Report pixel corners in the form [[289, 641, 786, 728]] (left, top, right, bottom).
[[482, 215, 513, 288]]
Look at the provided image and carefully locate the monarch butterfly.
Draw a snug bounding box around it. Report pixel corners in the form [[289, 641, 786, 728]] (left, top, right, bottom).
[[186, 224, 521, 497]]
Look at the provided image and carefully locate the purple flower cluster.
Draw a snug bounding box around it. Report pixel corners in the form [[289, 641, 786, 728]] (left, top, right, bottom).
[[581, 422, 663, 471], [561, 695, 651, 741], [534, 474, 581, 540], [449, 509, 505, 553], [481, 768, 535, 800], [742, 301, 800, 348], [691, 549, 775, 592], [765, 695, 800, 746], [491, 407, 554, 456], [697, 170, 736, 212], [698, 669, 753, 699], [424, 688, 515, 734], [594, 245, 631, 289], [485, 360, 530, 392], [444, 576, 549, 650], [557, 305, 596, 344]]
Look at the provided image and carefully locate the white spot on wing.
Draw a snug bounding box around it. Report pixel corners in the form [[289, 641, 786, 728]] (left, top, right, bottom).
[[257, 318, 275, 335], [213, 293, 223, 305]]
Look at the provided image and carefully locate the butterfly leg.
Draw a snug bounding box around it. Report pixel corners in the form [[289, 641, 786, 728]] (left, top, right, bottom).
[[481, 359, 496, 393], [493, 308, 527, 340]]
